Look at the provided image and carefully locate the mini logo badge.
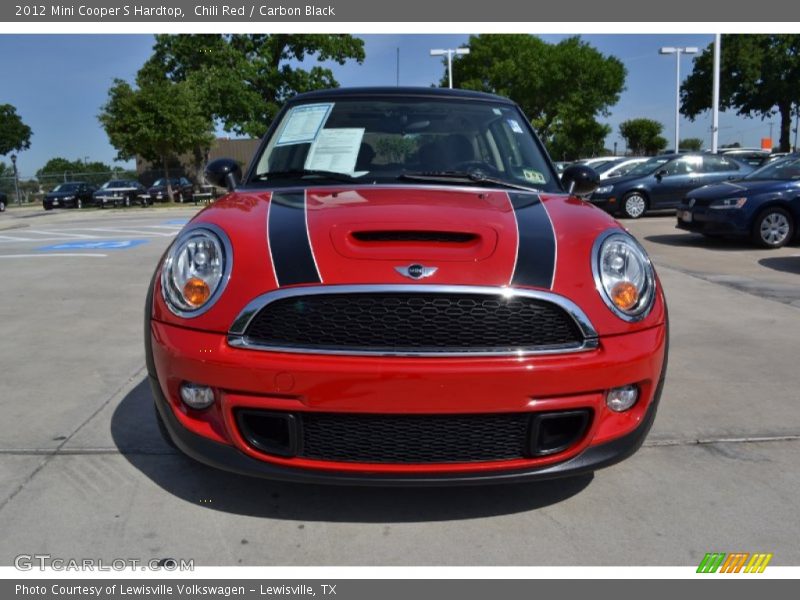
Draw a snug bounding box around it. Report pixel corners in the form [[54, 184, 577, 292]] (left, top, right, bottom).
[[395, 264, 438, 280]]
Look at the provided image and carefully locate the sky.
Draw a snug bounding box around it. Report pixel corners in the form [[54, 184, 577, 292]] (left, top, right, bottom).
[[0, 33, 785, 177]]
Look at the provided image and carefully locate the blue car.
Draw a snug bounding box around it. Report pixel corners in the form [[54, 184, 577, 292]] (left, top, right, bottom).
[[676, 155, 800, 248], [589, 153, 752, 219]]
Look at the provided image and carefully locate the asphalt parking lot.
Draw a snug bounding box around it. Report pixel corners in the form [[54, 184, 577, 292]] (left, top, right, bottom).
[[0, 205, 798, 566]]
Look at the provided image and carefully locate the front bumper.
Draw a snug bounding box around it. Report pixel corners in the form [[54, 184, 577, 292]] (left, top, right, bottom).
[[147, 314, 668, 485], [676, 207, 750, 236], [587, 196, 617, 214]]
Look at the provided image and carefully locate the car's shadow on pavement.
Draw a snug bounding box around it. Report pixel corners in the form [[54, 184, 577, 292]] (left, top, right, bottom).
[[111, 378, 593, 523], [759, 256, 800, 274], [644, 233, 760, 251]]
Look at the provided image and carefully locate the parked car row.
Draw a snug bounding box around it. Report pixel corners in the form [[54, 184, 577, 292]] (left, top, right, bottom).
[[40, 177, 197, 210], [578, 152, 799, 248]]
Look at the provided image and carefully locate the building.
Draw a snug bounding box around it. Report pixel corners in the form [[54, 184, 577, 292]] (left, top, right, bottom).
[[135, 138, 261, 187]]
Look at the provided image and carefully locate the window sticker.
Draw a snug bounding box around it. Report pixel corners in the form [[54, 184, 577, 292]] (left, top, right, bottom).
[[507, 119, 524, 134], [492, 108, 503, 115], [276, 103, 333, 146], [522, 169, 546, 184], [304, 128, 366, 173]]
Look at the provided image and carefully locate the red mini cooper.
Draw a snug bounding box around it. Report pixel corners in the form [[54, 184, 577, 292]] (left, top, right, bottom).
[[145, 87, 668, 485]]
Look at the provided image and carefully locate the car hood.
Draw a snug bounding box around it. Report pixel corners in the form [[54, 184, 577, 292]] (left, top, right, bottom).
[[688, 178, 795, 199], [152, 185, 665, 338]]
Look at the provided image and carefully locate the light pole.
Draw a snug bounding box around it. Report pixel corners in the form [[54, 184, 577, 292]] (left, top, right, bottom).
[[430, 47, 470, 89], [10, 153, 21, 206], [659, 46, 698, 152]]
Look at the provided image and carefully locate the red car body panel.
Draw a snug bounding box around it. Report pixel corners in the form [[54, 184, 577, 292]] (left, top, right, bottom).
[[148, 184, 667, 483]]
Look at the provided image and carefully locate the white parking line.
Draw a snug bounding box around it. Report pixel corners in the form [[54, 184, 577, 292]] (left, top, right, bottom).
[[81, 227, 175, 237], [27, 230, 96, 239], [0, 253, 108, 259], [0, 234, 36, 241]]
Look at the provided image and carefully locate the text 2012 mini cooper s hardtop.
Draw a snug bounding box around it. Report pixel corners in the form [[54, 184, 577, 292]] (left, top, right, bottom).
[[146, 88, 668, 485]]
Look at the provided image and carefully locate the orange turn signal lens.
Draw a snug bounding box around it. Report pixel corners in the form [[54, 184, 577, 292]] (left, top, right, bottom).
[[610, 281, 639, 311], [183, 277, 211, 307]]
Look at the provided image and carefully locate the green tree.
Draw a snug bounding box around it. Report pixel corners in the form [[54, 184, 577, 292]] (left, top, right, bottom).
[[0, 104, 32, 157], [446, 35, 625, 160], [140, 34, 366, 138], [679, 137, 704, 152], [619, 119, 668, 155], [99, 77, 214, 201], [681, 34, 800, 152], [36, 157, 116, 188]]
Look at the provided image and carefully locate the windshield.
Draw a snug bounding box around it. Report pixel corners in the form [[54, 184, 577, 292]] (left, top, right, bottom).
[[102, 180, 127, 189], [152, 179, 178, 187], [52, 183, 80, 192], [746, 156, 800, 180], [251, 97, 559, 191], [624, 157, 671, 178]]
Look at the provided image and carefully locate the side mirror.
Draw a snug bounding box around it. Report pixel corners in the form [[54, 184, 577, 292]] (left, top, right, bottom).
[[561, 164, 599, 196], [655, 169, 668, 180], [205, 158, 242, 192]]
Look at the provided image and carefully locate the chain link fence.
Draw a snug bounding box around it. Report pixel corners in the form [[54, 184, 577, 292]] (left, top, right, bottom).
[[1, 170, 138, 205]]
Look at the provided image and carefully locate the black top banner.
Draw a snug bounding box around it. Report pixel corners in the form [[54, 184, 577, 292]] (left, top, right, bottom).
[[3, 0, 800, 22]]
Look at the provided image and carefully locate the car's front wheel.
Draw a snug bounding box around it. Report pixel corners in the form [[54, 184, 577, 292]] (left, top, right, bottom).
[[621, 192, 648, 219], [76, 198, 83, 209], [0, 199, 5, 212], [753, 207, 794, 248]]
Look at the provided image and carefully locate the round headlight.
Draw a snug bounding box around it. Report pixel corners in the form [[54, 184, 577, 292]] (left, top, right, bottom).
[[161, 225, 231, 317], [593, 231, 655, 321]]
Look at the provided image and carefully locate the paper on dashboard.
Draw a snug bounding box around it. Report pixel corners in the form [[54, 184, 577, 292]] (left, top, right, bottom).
[[304, 128, 365, 173]]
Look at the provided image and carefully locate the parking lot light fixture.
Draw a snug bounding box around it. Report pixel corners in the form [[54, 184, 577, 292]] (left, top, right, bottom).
[[430, 47, 470, 89], [660, 46, 699, 152], [10, 153, 21, 206]]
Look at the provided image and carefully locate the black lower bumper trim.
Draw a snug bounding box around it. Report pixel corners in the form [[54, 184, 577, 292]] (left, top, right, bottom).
[[151, 370, 665, 486]]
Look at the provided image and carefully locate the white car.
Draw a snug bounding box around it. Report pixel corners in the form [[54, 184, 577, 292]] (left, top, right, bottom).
[[596, 157, 649, 180]]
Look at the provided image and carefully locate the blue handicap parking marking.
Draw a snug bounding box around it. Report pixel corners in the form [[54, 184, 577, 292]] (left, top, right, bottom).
[[38, 240, 149, 251]]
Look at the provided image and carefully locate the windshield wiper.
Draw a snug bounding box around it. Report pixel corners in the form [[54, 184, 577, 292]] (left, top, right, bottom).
[[398, 170, 541, 193], [254, 169, 360, 183]]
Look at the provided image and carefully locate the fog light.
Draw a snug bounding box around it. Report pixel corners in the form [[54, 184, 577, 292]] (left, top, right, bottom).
[[180, 382, 215, 410], [606, 385, 639, 412]]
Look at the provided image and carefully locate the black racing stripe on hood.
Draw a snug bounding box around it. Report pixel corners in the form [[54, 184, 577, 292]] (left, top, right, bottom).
[[268, 191, 321, 287], [509, 193, 556, 289]]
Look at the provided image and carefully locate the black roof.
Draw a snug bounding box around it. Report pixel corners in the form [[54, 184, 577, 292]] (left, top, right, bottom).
[[290, 86, 516, 105]]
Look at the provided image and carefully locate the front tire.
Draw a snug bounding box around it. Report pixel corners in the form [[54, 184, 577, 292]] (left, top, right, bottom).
[[0, 199, 5, 212], [752, 207, 794, 248], [621, 192, 648, 219], [76, 198, 83, 209]]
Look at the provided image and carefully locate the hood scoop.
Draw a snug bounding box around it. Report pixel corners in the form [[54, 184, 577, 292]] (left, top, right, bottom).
[[331, 223, 497, 262], [351, 230, 479, 244]]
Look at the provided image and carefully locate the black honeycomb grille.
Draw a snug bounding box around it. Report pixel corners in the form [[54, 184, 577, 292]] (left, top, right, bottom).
[[242, 292, 583, 354], [299, 412, 531, 463]]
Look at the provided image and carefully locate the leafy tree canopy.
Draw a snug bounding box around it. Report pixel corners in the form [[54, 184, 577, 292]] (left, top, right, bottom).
[[139, 34, 366, 138], [619, 118, 668, 156], [681, 34, 800, 152], [0, 104, 33, 157], [679, 137, 704, 152], [98, 76, 214, 198]]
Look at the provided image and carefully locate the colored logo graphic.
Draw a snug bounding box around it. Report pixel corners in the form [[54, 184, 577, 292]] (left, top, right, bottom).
[[697, 552, 773, 573]]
